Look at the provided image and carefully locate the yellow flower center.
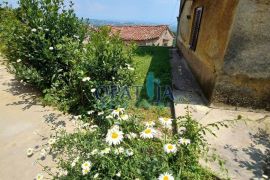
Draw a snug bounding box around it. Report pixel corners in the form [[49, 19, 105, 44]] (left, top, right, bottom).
[[164, 118, 169, 122], [168, 144, 173, 150], [111, 132, 119, 139], [163, 176, 169, 180], [144, 129, 152, 134]]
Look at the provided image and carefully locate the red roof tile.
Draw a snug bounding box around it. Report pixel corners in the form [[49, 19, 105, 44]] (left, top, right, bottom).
[[110, 25, 171, 41]]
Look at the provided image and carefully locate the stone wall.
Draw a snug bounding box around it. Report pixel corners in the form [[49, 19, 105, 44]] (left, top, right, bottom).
[[213, 0, 270, 110]]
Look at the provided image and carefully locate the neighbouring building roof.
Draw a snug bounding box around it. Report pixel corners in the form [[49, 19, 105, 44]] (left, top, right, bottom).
[[110, 25, 173, 41]]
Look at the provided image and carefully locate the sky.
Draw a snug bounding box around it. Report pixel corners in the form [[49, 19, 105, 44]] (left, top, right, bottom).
[[3, 0, 180, 25]]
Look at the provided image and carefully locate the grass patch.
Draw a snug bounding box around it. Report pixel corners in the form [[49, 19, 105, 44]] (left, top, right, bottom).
[[128, 46, 172, 120]]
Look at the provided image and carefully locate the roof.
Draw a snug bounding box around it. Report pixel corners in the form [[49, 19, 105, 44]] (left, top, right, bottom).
[[110, 25, 173, 41]]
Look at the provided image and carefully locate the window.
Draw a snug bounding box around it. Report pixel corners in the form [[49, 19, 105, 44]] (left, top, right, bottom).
[[163, 39, 169, 47], [189, 6, 204, 51]]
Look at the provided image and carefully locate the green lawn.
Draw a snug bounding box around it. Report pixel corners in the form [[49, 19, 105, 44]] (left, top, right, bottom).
[[128, 46, 173, 120]]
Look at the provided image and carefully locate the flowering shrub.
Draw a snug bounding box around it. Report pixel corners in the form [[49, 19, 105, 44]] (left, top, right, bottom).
[[26, 107, 237, 179], [0, 0, 135, 113]]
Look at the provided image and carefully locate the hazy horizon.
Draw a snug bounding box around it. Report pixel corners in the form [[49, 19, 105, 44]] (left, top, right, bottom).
[[3, 0, 180, 25]]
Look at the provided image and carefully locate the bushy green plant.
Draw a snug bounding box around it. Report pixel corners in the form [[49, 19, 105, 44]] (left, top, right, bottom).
[[0, 0, 135, 113], [27, 107, 237, 180]]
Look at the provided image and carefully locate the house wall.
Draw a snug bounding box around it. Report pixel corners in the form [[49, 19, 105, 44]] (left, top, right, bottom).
[[213, 0, 270, 109], [127, 29, 174, 47], [155, 29, 174, 46], [176, 0, 239, 99], [132, 39, 159, 46]]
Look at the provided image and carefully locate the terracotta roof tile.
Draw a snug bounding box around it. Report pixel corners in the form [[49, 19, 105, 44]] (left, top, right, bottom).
[[110, 25, 170, 41]]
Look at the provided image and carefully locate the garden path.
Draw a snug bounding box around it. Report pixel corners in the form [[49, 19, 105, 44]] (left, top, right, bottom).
[[0, 57, 73, 180], [171, 49, 270, 180]]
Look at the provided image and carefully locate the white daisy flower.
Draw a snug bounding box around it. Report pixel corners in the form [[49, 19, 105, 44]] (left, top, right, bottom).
[[82, 123, 90, 128], [71, 157, 79, 167], [116, 171, 121, 177], [82, 168, 90, 175], [125, 149, 134, 156], [98, 111, 104, 116], [31, 28, 37, 32], [126, 64, 135, 71], [49, 47, 54, 50], [26, 148, 34, 157], [130, 132, 137, 138], [164, 124, 173, 130], [105, 128, 124, 146], [111, 125, 120, 131], [91, 88, 96, 93], [179, 138, 191, 145], [106, 115, 113, 119], [159, 117, 173, 126], [118, 147, 124, 153], [82, 77, 91, 82], [35, 173, 43, 180], [118, 114, 129, 121], [103, 147, 111, 154], [164, 144, 177, 154], [125, 134, 131, 139], [100, 147, 111, 155], [111, 108, 125, 117], [140, 128, 156, 139], [114, 148, 120, 155], [91, 149, 99, 155], [87, 110, 94, 115], [58, 169, 68, 177], [17, 59, 22, 63], [158, 172, 174, 180], [93, 173, 99, 178], [45, 28, 49, 31], [48, 138, 56, 145], [81, 161, 91, 170], [73, 115, 82, 120], [178, 127, 186, 134], [125, 132, 137, 139], [90, 125, 98, 129], [79, 129, 87, 134], [128, 66, 134, 71], [114, 147, 124, 155], [145, 121, 155, 127]]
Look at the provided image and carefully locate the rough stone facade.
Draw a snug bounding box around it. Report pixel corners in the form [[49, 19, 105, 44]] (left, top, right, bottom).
[[176, 0, 270, 110]]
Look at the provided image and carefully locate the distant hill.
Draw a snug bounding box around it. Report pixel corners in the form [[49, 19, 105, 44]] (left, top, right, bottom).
[[88, 19, 177, 34]]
